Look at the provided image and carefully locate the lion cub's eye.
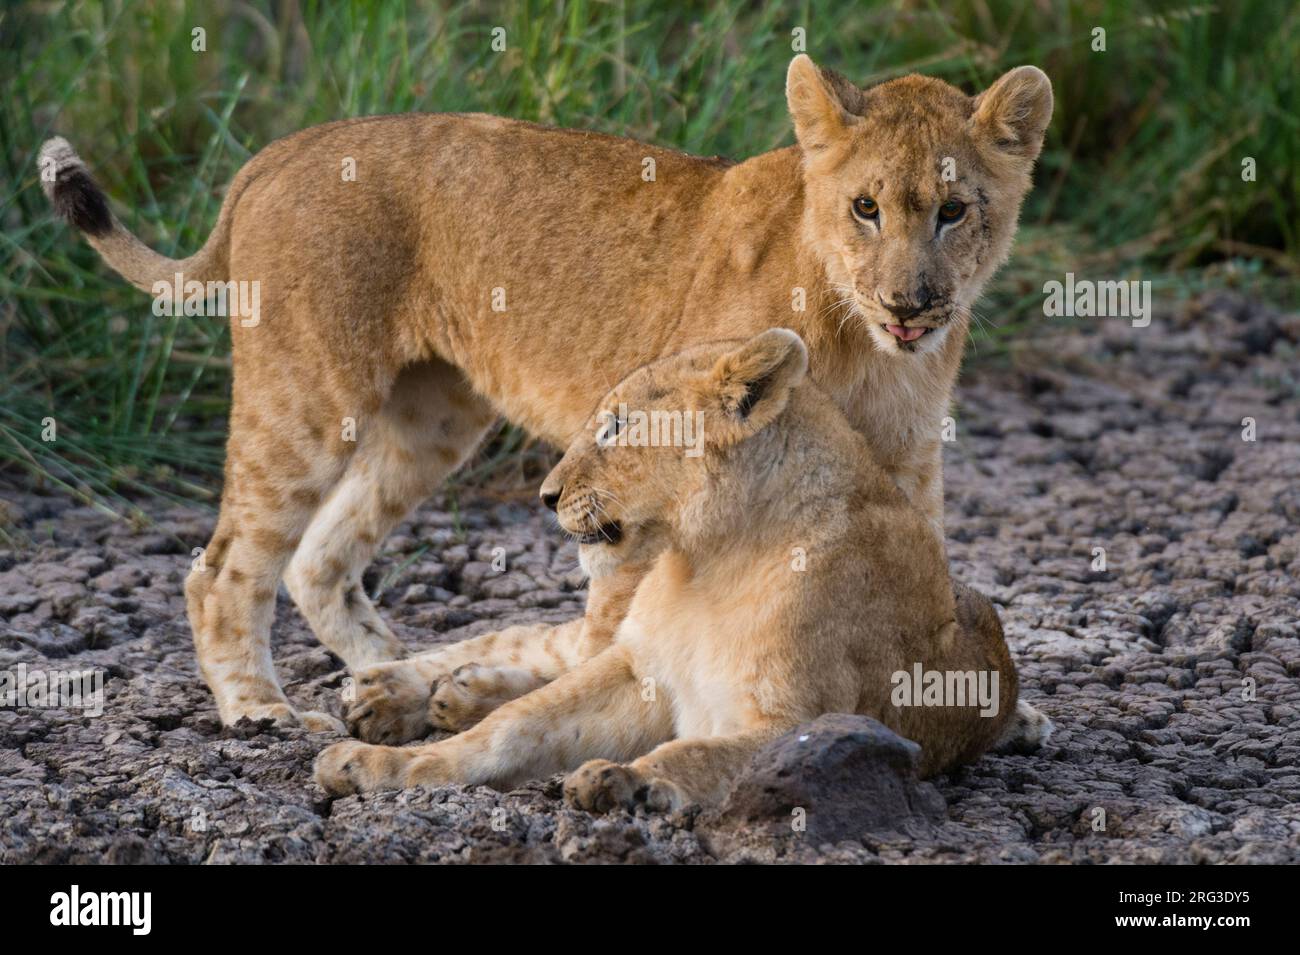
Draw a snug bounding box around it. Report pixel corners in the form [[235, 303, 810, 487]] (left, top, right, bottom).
[[597, 413, 622, 446], [852, 196, 879, 220], [938, 199, 966, 224]]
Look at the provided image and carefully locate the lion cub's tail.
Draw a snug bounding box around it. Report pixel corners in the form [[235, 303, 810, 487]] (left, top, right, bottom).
[[39, 136, 232, 294], [992, 700, 1054, 753]]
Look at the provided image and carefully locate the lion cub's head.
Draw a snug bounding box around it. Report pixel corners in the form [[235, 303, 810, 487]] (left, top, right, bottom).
[[540, 328, 809, 577], [786, 55, 1052, 356]]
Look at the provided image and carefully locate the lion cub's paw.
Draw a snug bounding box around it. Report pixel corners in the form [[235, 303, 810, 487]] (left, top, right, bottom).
[[236, 702, 345, 734], [314, 740, 402, 795], [428, 674, 482, 733], [345, 662, 438, 744], [297, 709, 347, 734], [315, 740, 374, 795], [427, 663, 538, 733], [562, 759, 684, 815], [315, 740, 456, 795], [427, 663, 498, 732]]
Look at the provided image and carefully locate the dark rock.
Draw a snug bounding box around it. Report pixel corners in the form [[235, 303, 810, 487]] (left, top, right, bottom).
[[707, 715, 946, 844]]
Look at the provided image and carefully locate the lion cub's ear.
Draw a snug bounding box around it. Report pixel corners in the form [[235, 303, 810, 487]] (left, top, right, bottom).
[[786, 54, 862, 152], [970, 66, 1053, 164], [703, 328, 809, 440]]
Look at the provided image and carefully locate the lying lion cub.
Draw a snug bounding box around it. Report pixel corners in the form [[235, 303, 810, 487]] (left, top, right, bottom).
[[315, 329, 1048, 805]]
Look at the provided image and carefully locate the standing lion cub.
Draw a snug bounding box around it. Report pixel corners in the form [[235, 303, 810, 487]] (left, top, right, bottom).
[[315, 329, 1049, 805], [41, 55, 1051, 731]]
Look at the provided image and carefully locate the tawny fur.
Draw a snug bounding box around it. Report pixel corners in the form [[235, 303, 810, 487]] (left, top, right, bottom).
[[40, 56, 1052, 729], [315, 329, 1041, 806]]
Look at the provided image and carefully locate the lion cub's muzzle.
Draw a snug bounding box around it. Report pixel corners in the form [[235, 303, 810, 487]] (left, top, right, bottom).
[[859, 291, 955, 350], [570, 520, 623, 546], [544, 484, 624, 546]]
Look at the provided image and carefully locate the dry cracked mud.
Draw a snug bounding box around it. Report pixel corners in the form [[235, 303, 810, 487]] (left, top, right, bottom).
[[1, 290, 1298, 864]]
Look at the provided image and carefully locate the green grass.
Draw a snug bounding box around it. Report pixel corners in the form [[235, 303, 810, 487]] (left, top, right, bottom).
[[2, 0, 1298, 514]]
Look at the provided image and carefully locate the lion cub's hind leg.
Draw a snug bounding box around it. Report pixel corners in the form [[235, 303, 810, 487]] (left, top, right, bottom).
[[185, 373, 355, 730], [284, 360, 496, 671]]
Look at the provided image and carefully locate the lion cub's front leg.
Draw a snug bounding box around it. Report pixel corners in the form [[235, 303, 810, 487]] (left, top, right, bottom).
[[346, 622, 559, 743], [317, 646, 672, 795], [345, 556, 654, 743]]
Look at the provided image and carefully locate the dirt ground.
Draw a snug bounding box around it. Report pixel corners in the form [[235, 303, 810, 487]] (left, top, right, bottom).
[[2, 291, 1298, 864]]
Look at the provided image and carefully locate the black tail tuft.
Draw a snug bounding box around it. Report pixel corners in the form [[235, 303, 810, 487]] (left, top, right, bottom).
[[39, 137, 113, 238]]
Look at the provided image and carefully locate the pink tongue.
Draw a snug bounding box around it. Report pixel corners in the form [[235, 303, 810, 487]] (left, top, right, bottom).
[[886, 324, 927, 342]]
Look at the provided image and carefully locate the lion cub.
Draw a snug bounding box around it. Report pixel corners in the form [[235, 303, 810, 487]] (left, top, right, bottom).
[[315, 329, 1047, 807]]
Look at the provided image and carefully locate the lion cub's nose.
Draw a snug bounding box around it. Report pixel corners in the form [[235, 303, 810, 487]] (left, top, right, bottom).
[[879, 293, 930, 319], [540, 488, 562, 511]]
